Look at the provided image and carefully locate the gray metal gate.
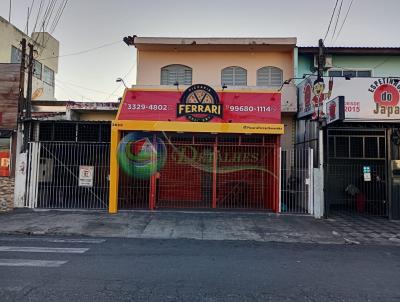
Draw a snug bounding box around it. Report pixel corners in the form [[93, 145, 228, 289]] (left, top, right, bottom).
[[326, 129, 388, 217], [26, 142, 110, 209], [280, 148, 314, 214]]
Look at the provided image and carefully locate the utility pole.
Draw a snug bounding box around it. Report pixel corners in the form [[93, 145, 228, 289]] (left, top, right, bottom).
[[26, 43, 34, 120], [317, 39, 325, 80], [317, 38, 326, 219], [18, 38, 27, 120], [22, 43, 34, 151], [8, 0, 11, 22]]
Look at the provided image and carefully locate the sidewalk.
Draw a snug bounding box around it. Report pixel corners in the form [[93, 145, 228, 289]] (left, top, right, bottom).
[[0, 209, 345, 244], [1, 209, 400, 245]]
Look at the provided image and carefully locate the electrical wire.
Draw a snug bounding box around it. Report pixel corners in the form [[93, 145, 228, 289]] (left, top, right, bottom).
[[31, 0, 44, 34], [40, 0, 56, 32], [330, 0, 343, 43], [55, 81, 96, 101], [25, 0, 36, 34], [102, 62, 137, 102], [323, 0, 339, 42], [43, 0, 56, 32], [35, 0, 68, 59], [49, 0, 67, 33], [37, 40, 122, 61], [333, 0, 355, 44], [36, 0, 67, 53], [56, 78, 120, 96]]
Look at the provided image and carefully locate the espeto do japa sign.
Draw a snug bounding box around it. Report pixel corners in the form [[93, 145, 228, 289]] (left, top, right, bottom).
[[298, 76, 400, 121], [117, 84, 281, 124]]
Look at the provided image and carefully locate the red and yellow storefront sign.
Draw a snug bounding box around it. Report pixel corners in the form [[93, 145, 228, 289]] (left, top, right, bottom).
[[117, 86, 282, 126], [109, 85, 283, 213]]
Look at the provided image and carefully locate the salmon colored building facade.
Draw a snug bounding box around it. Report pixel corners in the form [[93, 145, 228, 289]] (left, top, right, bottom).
[[108, 37, 297, 213]]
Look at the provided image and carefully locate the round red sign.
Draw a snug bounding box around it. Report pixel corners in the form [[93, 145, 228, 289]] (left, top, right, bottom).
[[373, 84, 399, 106]]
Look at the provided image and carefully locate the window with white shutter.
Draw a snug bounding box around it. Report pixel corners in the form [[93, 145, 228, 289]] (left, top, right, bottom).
[[221, 66, 247, 86], [257, 66, 283, 87], [160, 64, 192, 85]]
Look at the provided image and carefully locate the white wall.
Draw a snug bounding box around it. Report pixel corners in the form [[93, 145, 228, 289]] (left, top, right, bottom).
[[0, 16, 59, 100]]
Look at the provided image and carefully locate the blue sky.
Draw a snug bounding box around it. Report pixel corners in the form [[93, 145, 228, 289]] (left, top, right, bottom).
[[1, 0, 399, 101]]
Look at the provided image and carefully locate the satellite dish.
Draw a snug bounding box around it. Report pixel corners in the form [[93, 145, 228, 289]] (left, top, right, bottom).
[[32, 88, 44, 100]]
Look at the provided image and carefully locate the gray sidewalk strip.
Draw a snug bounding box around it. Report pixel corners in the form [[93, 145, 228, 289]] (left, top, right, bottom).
[[0, 246, 89, 253], [0, 237, 105, 244], [1, 209, 400, 245], [0, 259, 67, 267]]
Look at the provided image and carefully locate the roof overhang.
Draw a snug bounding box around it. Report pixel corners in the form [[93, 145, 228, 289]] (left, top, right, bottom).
[[298, 47, 400, 55], [132, 37, 297, 52]]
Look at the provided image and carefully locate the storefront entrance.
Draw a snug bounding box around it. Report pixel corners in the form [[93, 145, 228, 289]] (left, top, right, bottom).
[[325, 128, 388, 217], [118, 132, 280, 211]]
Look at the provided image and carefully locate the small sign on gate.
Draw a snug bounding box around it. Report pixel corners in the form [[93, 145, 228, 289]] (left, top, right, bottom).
[[363, 166, 371, 182], [79, 165, 94, 187]]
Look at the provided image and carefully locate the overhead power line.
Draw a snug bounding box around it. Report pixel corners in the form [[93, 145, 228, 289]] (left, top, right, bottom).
[[103, 62, 137, 102], [330, 0, 343, 43], [333, 0, 355, 44], [38, 40, 122, 61], [36, 0, 68, 56], [49, 0, 68, 33], [323, 0, 339, 42], [55, 81, 96, 102], [32, 0, 44, 34], [56, 78, 120, 96]]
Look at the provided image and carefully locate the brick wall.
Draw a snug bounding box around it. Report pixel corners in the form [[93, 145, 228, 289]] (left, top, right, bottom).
[[0, 177, 14, 212]]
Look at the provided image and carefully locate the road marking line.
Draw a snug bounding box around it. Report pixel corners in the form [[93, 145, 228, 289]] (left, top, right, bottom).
[[0, 237, 105, 244], [0, 259, 67, 267], [0, 246, 89, 253]]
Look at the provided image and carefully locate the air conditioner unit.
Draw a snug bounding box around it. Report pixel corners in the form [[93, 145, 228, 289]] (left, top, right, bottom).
[[314, 54, 333, 69]]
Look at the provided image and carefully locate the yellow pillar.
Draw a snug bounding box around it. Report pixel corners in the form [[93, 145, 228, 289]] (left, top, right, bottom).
[[108, 126, 120, 213]]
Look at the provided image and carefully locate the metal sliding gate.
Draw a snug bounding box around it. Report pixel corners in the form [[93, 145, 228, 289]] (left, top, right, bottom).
[[280, 148, 314, 214], [118, 133, 280, 211], [26, 142, 110, 209], [24, 135, 313, 214], [326, 129, 388, 217]]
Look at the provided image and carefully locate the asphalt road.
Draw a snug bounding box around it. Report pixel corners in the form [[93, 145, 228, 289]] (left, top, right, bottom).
[[0, 235, 399, 302]]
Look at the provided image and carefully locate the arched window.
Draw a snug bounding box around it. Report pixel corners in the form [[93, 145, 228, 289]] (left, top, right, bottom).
[[257, 66, 283, 87], [160, 64, 192, 85], [221, 66, 247, 86]]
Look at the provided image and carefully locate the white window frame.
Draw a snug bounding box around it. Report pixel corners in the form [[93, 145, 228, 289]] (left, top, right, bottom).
[[43, 65, 55, 86], [256, 66, 283, 87], [160, 64, 192, 86], [221, 66, 247, 86]]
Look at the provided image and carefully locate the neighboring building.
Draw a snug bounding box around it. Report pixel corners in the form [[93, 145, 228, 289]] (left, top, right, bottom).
[[0, 16, 60, 211], [296, 46, 400, 219], [30, 100, 118, 121], [0, 16, 59, 101], [0, 64, 20, 211], [14, 100, 118, 208]]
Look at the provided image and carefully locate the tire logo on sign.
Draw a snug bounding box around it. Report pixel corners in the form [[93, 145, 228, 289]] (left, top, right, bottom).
[[177, 84, 222, 122]]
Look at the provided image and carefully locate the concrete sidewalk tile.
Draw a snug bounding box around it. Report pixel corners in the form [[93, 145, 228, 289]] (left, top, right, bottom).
[[0, 209, 399, 246]]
